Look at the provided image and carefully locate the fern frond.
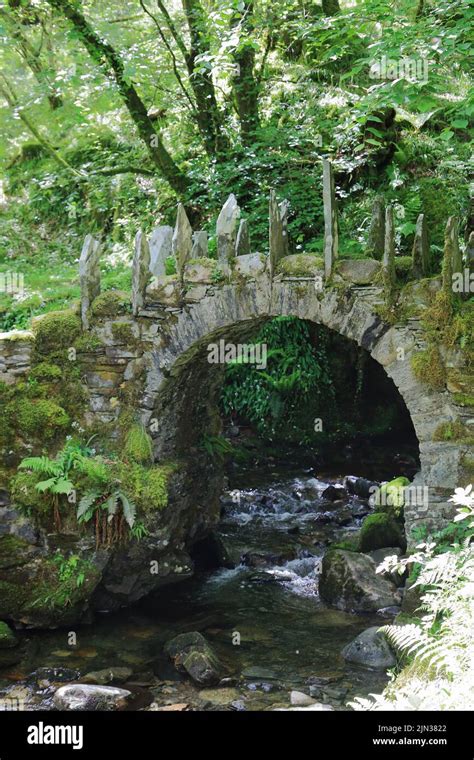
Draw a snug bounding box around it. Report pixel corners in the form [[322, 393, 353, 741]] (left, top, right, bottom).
[[77, 491, 100, 522], [118, 492, 136, 528]]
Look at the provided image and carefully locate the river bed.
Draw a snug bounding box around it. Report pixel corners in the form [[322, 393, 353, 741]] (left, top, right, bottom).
[[0, 468, 393, 711]]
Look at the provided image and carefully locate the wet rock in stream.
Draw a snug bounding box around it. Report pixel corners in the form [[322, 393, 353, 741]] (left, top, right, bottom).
[[164, 632, 225, 686]]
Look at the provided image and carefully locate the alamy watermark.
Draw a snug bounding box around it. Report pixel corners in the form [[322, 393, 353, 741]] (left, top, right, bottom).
[[369, 55, 429, 84], [452, 269, 474, 293], [369, 484, 429, 509], [207, 339, 267, 370], [0, 271, 24, 295], [0, 696, 25, 711]]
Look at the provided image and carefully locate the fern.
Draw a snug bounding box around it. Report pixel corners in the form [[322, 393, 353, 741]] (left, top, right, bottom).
[[117, 491, 136, 528], [77, 490, 101, 522], [350, 485, 474, 711]]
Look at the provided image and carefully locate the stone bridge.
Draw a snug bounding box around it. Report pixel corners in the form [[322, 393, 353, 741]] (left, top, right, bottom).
[[1, 161, 472, 542]]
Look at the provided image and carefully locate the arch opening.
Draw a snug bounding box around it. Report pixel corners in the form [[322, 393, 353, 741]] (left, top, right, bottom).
[[148, 314, 421, 559]]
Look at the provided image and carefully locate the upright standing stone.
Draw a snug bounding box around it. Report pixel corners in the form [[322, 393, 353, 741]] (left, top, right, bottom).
[[466, 231, 474, 275], [443, 216, 461, 297], [449, 217, 462, 276], [235, 219, 250, 257], [269, 190, 285, 278], [217, 194, 240, 272], [132, 231, 151, 316], [79, 234, 101, 329], [149, 225, 173, 278], [191, 231, 208, 259], [322, 159, 338, 278], [279, 200, 290, 258], [382, 206, 396, 297], [411, 213, 429, 278], [366, 196, 385, 260], [173, 204, 193, 279]]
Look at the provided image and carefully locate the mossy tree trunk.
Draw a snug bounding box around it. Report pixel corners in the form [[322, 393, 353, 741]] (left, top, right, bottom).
[[181, 0, 229, 156], [46, 0, 190, 195], [231, 1, 261, 144], [322, 0, 340, 15]]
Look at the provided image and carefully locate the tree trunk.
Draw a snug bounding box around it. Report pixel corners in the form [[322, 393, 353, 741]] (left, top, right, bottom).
[[322, 0, 340, 15], [1, 8, 62, 109], [231, 1, 261, 143], [181, 0, 228, 155], [46, 0, 189, 195]]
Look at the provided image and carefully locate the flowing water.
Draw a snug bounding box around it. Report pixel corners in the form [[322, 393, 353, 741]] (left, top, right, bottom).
[[0, 468, 394, 711]]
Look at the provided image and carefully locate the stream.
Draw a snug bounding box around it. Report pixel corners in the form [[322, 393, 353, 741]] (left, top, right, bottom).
[[0, 466, 395, 711]]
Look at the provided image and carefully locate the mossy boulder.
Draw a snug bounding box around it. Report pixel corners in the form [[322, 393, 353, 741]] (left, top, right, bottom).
[[374, 476, 410, 518], [0, 535, 37, 569], [0, 620, 18, 648], [33, 311, 81, 356], [359, 513, 406, 552], [319, 549, 401, 612], [337, 258, 381, 284], [164, 631, 224, 685], [0, 557, 102, 628], [277, 254, 324, 277], [90, 291, 130, 319]]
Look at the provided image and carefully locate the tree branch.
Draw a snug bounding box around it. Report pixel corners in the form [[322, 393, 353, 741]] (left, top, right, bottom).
[[139, 0, 196, 113], [0, 73, 82, 176], [46, 0, 189, 194]]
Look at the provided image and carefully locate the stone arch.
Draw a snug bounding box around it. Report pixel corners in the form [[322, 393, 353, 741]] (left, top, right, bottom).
[[137, 279, 466, 536]]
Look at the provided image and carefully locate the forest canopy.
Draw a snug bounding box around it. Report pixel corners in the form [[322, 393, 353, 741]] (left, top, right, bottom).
[[0, 0, 472, 328]]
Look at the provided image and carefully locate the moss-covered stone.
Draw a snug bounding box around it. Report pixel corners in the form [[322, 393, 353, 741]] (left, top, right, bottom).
[[33, 311, 81, 356], [433, 419, 472, 443], [0, 555, 101, 628], [111, 322, 138, 347], [90, 291, 130, 318], [277, 254, 324, 277], [16, 398, 70, 440], [0, 620, 18, 648], [332, 536, 361, 552], [10, 470, 49, 516], [359, 513, 406, 552], [395, 256, 413, 283], [374, 476, 411, 518], [411, 346, 446, 390], [0, 535, 35, 569]]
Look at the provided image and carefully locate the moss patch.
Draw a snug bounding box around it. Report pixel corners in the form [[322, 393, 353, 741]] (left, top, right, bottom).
[[411, 346, 446, 390], [114, 460, 177, 512], [433, 419, 472, 443], [360, 512, 406, 552], [90, 291, 130, 319], [33, 311, 81, 356], [277, 254, 324, 277], [0, 535, 35, 569], [111, 321, 138, 347], [16, 398, 70, 440], [122, 423, 153, 464], [0, 621, 18, 648]]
